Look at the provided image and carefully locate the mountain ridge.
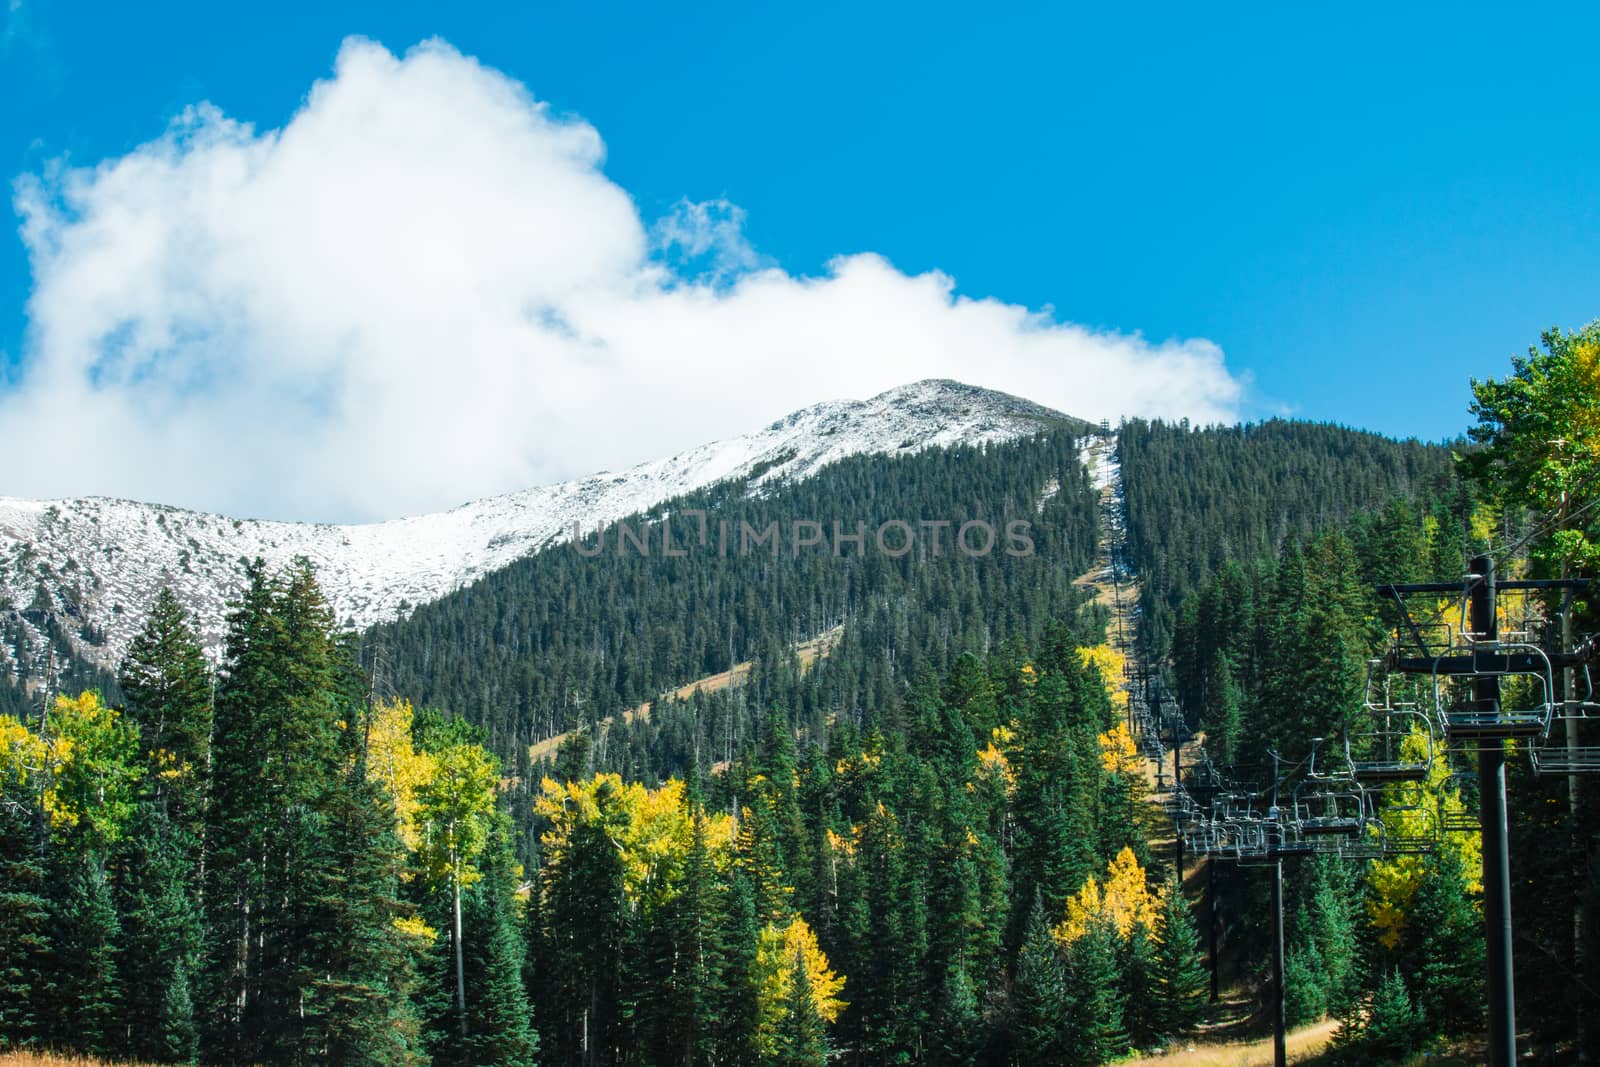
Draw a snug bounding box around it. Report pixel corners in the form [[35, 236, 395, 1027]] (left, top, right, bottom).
[[0, 379, 1088, 674]]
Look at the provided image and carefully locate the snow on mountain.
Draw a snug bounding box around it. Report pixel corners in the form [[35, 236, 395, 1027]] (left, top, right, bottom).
[[0, 380, 1083, 670]]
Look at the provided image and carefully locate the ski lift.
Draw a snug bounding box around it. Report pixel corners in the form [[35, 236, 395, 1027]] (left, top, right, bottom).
[[1436, 769, 1480, 834], [1530, 662, 1600, 774], [1289, 739, 1370, 837], [1346, 668, 1434, 783], [1291, 781, 1369, 839], [1377, 804, 1439, 855], [1432, 639, 1555, 743]]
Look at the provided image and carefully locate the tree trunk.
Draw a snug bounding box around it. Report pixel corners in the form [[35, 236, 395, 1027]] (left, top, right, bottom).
[[454, 864, 467, 1038]]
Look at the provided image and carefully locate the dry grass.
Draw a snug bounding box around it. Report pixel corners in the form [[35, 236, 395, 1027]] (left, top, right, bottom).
[[0, 1053, 161, 1067], [526, 624, 844, 764], [1123, 1017, 1340, 1066]]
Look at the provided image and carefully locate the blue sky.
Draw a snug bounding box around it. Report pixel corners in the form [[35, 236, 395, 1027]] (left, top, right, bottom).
[[3, 0, 1598, 518]]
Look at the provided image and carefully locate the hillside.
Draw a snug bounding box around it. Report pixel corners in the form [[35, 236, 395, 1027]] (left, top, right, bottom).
[[0, 380, 1085, 690]]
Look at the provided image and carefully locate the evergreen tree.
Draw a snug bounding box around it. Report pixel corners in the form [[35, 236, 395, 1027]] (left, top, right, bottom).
[[770, 951, 828, 1067], [0, 783, 51, 1047], [118, 587, 213, 836], [932, 963, 982, 1066], [112, 805, 201, 1063], [1119, 918, 1157, 1047], [529, 777, 629, 1065], [1332, 968, 1424, 1063], [1403, 848, 1484, 1034], [200, 559, 285, 1061], [1064, 913, 1128, 1067], [199, 558, 394, 1063], [1150, 877, 1207, 1038], [307, 735, 425, 1066], [451, 822, 537, 1067], [49, 855, 122, 1055], [659, 803, 728, 1065], [1011, 897, 1068, 1064]]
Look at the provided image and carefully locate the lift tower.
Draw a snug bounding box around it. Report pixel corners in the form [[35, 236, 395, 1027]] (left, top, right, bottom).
[[1377, 557, 1592, 1067]]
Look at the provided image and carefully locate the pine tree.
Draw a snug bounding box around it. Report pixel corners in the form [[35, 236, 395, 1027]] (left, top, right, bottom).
[[1404, 848, 1484, 1034], [1011, 897, 1068, 1064], [200, 559, 284, 1061], [1208, 648, 1243, 766], [932, 963, 982, 1066], [1119, 918, 1157, 1047], [307, 734, 425, 1066], [1304, 856, 1361, 1018], [659, 803, 726, 1065], [118, 587, 213, 836], [454, 821, 538, 1067], [770, 951, 828, 1067], [200, 559, 363, 1062], [719, 871, 762, 1066], [0, 801, 51, 1047], [157, 959, 199, 1064], [49, 855, 122, 1055], [112, 805, 201, 1063], [1335, 968, 1423, 1061], [1149, 877, 1207, 1038], [1064, 912, 1128, 1066], [527, 777, 628, 1065]]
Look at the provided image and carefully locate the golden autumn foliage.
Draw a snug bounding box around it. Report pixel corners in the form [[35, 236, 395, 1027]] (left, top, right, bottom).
[[975, 723, 1018, 796], [1365, 730, 1481, 949], [752, 917, 846, 1055], [1055, 847, 1157, 945], [1098, 722, 1142, 776], [536, 774, 735, 907], [2, 693, 141, 847], [392, 914, 439, 945], [825, 826, 856, 860], [0, 713, 45, 795], [364, 698, 436, 850], [415, 741, 499, 892], [1077, 644, 1129, 713]]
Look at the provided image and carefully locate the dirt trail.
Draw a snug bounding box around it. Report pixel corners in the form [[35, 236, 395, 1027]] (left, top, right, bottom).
[[527, 625, 844, 764], [1123, 1017, 1339, 1066], [1072, 431, 1138, 664]]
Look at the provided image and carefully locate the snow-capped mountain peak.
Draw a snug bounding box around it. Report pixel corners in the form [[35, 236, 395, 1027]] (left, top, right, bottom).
[[0, 380, 1083, 672]]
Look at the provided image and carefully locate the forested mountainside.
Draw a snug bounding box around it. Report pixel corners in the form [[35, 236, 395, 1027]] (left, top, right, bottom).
[[0, 607, 120, 721], [0, 410, 1479, 1067], [0, 379, 1084, 691], [1118, 418, 1461, 654], [367, 430, 1100, 762], [7, 332, 1596, 1067], [0, 562, 1199, 1067]]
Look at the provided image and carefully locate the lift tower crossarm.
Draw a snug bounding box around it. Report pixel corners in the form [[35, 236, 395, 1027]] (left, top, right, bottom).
[[1376, 578, 1590, 594]]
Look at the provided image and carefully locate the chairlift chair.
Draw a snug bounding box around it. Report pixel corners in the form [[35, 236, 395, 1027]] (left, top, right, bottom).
[[1432, 639, 1555, 743], [1291, 781, 1369, 839], [1437, 769, 1480, 833], [1530, 663, 1600, 775], [1346, 669, 1435, 783], [1334, 833, 1386, 861], [1379, 804, 1439, 856]]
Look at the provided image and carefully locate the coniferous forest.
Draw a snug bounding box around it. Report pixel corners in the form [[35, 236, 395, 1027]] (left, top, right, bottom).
[[1, 326, 1598, 1064]]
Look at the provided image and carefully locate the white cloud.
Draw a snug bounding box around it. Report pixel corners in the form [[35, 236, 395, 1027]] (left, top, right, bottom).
[[651, 198, 769, 284], [4, 36, 1245, 522]]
